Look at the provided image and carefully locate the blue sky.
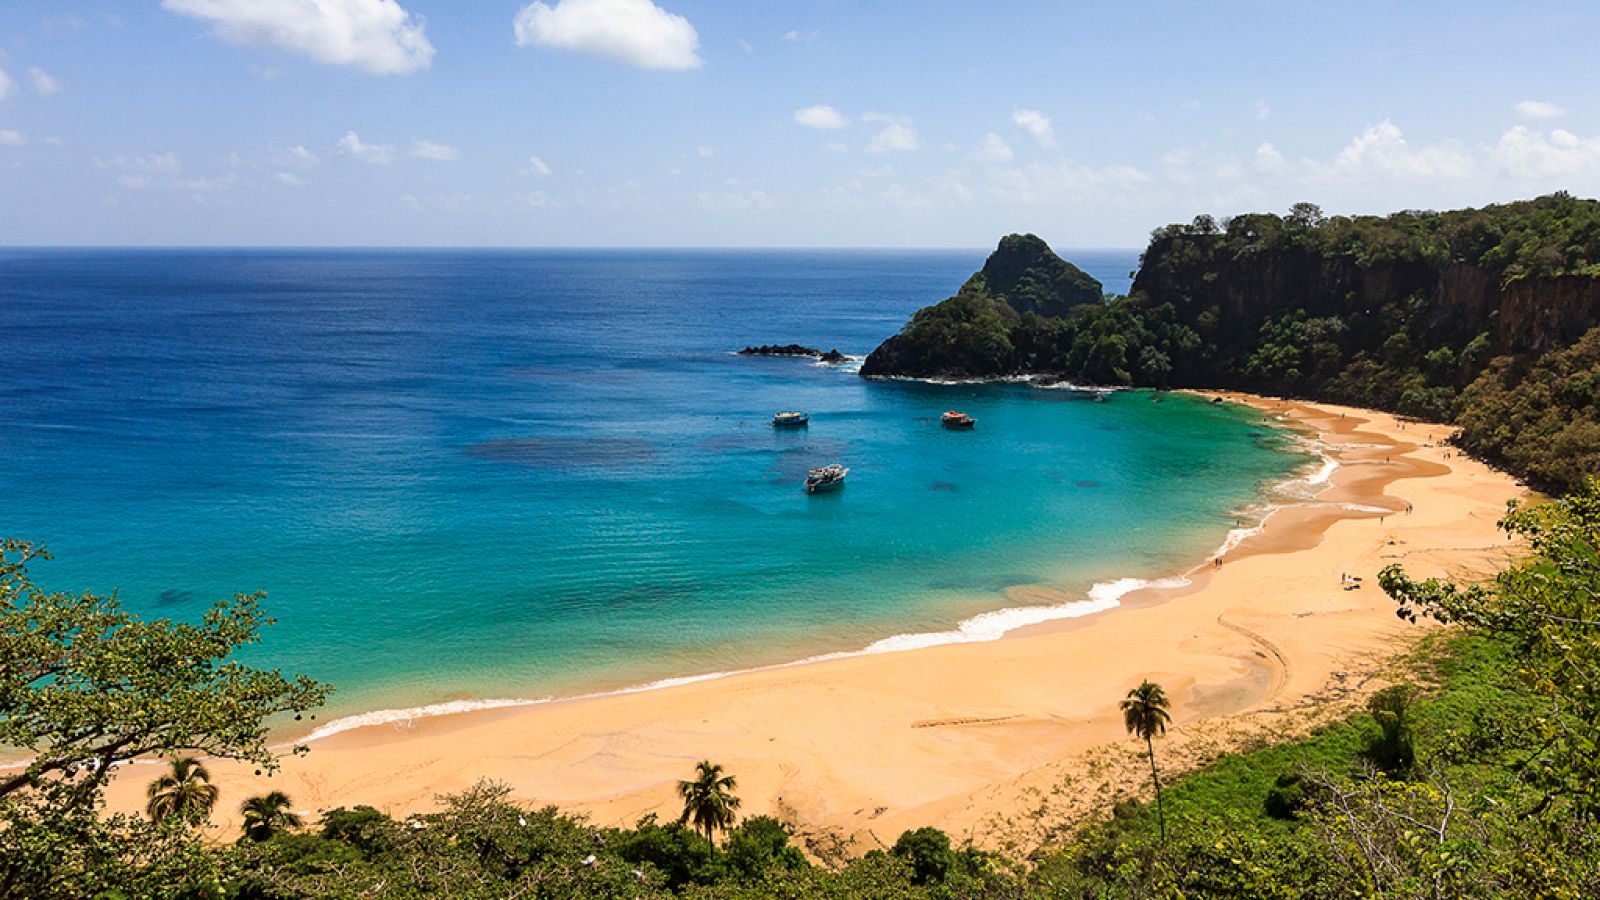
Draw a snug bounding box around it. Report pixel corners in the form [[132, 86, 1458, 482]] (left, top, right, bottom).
[[2, 0, 1599, 247]]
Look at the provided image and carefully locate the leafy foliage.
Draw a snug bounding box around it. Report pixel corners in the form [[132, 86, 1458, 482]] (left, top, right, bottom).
[[865, 194, 1600, 492]]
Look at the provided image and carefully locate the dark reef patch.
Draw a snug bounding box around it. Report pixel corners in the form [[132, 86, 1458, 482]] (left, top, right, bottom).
[[465, 436, 658, 469]]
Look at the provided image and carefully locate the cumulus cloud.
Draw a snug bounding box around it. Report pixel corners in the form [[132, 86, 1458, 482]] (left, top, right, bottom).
[[974, 133, 1013, 163], [1515, 100, 1566, 120], [410, 139, 460, 161], [867, 122, 918, 154], [96, 152, 182, 174], [270, 144, 318, 168], [162, 0, 434, 75], [1492, 126, 1600, 179], [514, 0, 702, 71], [793, 104, 848, 129], [27, 67, 62, 96], [336, 130, 396, 164], [985, 159, 1149, 205], [1254, 142, 1290, 175], [862, 115, 918, 153], [523, 155, 553, 176], [1012, 109, 1056, 147], [1325, 119, 1474, 180], [0, 129, 24, 146]]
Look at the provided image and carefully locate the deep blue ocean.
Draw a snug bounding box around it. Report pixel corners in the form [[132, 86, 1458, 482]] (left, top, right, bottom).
[[0, 249, 1307, 727]]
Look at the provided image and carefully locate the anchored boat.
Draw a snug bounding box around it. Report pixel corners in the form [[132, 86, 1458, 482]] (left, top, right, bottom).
[[941, 410, 976, 429], [804, 464, 848, 493], [773, 411, 809, 428]]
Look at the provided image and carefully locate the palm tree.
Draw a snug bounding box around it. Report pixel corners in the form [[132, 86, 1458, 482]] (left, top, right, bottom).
[[239, 790, 302, 842], [1121, 680, 1173, 842], [145, 757, 219, 825], [676, 760, 741, 848]]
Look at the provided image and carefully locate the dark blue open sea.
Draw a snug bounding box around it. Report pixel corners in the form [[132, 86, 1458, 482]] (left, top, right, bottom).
[[0, 249, 1309, 732]]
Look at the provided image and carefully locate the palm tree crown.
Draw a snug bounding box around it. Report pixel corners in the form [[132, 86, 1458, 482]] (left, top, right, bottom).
[[677, 760, 741, 847], [1121, 680, 1173, 842], [239, 790, 302, 842], [145, 757, 219, 824], [1121, 680, 1172, 740]]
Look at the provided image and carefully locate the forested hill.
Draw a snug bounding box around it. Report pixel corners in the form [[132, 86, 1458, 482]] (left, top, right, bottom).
[[862, 194, 1600, 493]]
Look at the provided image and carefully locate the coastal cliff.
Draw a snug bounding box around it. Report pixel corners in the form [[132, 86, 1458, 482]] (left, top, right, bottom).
[[859, 234, 1102, 378], [864, 194, 1600, 491]]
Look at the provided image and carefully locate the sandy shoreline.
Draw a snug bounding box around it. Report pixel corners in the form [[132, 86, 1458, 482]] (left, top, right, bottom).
[[100, 395, 1528, 851]]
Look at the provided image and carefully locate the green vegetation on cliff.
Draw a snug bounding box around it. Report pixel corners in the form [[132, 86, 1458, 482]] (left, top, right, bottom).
[[864, 194, 1600, 492], [860, 233, 1103, 378]]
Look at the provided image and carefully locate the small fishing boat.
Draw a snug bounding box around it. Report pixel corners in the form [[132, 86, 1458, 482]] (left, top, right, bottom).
[[772, 411, 809, 428], [1093, 391, 1109, 403], [941, 410, 976, 429], [804, 464, 848, 493]]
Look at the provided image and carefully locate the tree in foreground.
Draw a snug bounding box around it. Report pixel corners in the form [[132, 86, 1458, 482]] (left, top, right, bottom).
[[0, 538, 330, 898], [1121, 680, 1173, 842], [677, 760, 741, 849], [145, 757, 219, 825], [239, 790, 301, 842]]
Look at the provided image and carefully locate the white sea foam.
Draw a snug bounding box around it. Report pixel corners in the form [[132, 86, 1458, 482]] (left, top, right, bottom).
[[303, 697, 548, 742]]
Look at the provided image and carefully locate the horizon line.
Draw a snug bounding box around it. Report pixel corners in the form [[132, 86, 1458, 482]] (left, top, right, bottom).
[[0, 244, 1145, 253]]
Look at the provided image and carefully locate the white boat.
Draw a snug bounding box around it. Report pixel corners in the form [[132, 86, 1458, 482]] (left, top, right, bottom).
[[804, 464, 848, 493], [773, 411, 809, 428]]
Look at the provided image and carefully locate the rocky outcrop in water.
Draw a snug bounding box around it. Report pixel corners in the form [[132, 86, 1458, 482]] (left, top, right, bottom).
[[739, 344, 850, 363]]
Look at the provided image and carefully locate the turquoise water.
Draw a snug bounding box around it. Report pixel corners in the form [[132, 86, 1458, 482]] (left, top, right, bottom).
[[0, 250, 1306, 725]]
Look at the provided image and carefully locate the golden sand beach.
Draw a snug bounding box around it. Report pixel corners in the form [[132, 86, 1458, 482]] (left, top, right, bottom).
[[102, 396, 1528, 854]]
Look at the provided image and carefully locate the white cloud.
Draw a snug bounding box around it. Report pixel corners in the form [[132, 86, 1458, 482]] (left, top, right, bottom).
[[866, 121, 918, 154], [275, 170, 306, 186], [781, 29, 818, 43], [336, 130, 396, 164], [985, 159, 1149, 205], [826, 142, 849, 153], [974, 132, 1013, 163], [1254, 142, 1290, 175], [163, 0, 434, 75], [696, 188, 777, 210], [410, 139, 460, 161], [27, 68, 62, 96], [514, 0, 702, 71], [1255, 100, 1271, 121], [523, 155, 553, 176], [513, 189, 563, 209], [1012, 109, 1056, 147], [270, 144, 318, 168], [1515, 100, 1566, 120], [118, 174, 152, 190], [0, 68, 14, 100], [793, 104, 848, 130], [697, 145, 714, 157], [1492, 126, 1600, 179], [96, 152, 182, 174], [0, 129, 24, 146], [1325, 119, 1474, 180]]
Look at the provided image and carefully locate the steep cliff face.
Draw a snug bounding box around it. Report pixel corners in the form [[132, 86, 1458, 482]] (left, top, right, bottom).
[[1132, 237, 1600, 371], [862, 195, 1600, 492]]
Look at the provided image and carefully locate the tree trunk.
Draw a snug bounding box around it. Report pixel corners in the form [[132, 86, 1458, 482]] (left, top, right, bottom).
[[1147, 735, 1166, 842]]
